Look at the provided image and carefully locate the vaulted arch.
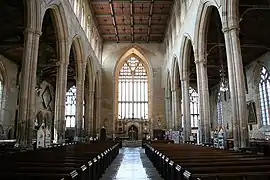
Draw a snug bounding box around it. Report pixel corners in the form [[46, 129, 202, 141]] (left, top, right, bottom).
[[114, 47, 153, 124], [171, 56, 181, 91]]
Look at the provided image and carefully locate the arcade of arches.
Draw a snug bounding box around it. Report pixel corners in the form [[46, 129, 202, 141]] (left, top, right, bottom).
[[0, 0, 269, 151]]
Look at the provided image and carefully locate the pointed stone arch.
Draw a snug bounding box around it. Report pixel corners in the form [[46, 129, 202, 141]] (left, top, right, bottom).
[[24, 0, 38, 30], [171, 56, 182, 130], [69, 35, 85, 140], [41, 1, 69, 43], [40, 2, 69, 70], [114, 47, 153, 79], [114, 47, 153, 127], [194, 1, 222, 58], [0, 62, 7, 123], [171, 55, 181, 91], [179, 34, 194, 80], [70, 35, 85, 73]]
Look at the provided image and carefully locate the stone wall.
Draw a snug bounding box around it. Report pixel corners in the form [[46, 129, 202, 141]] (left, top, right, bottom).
[[0, 55, 19, 136], [208, 53, 270, 138], [101, 43, 165, 136], [0, 54, 56, 138], [35, 81, 55, 133]]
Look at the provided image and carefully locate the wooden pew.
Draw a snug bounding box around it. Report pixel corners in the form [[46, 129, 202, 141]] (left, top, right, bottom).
[[145, 143, 270, 180], [0, 141, 120, 180]]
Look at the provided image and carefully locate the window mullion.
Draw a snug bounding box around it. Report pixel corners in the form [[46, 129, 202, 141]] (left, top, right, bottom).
[[132, 72, 134, 119], [265, 81, 270, 125], [262, 82, 267, 125], [267, 80, 270, 125], [124, 73, 127, 119]]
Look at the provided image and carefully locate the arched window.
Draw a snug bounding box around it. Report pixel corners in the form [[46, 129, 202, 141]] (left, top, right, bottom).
[[190, 87, 199, 127], [65, 86, 76, 128], [118, 56, 148, 120], [217, 92, 223, 126], [259, 66, 270, 126], [65, 86, 85, 128]]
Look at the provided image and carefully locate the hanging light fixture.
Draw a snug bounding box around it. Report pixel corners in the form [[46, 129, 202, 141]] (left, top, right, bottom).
[[214, 11, 228, 93], [219, 64, 228, 92]]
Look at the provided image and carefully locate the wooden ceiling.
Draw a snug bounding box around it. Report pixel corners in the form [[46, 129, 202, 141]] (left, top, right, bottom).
[[88, 0, 174, 43]]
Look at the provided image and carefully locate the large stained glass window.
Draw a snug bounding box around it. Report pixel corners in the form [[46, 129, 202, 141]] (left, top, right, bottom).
[[118, 56, 148, 120], [259, 66, 270, 126], [65, 86, 85, 128], [190, 87, 199, 127], [65, 86, 76, 128]]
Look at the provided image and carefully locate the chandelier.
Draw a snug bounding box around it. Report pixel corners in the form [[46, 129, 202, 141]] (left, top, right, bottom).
[[219, 64, 228, 92]]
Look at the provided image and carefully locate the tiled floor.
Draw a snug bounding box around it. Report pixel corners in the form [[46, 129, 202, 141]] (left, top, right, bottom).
[[100, 147, 163, 180]]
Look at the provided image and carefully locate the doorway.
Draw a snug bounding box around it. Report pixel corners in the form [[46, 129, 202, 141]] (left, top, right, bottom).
[[128, 125, 138, 140]]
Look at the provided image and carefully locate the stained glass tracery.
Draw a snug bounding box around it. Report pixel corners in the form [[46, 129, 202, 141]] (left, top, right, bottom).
[[259, 66, 270, 126], [118, 57, 148, 120]]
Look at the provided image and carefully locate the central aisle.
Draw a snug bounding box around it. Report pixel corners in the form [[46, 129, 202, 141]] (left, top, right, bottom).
[[100, 147, 163, 180]]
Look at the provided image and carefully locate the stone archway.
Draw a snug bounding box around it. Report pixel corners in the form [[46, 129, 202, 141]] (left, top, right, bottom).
[[0, 124, 4, 134], [128, 125, 138, 140]]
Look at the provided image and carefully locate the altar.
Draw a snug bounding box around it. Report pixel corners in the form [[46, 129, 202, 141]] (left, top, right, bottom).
[[116, 119, 150, 140]]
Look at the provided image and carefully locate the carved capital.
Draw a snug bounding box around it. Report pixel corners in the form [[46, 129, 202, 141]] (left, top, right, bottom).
[[24, 28, 42, 37], [180, 76, 189, 81], [56, 60, 69, 68], [194, 58, 206, 65], [222, 25, 240, 34], [89, 90, 95, 95]]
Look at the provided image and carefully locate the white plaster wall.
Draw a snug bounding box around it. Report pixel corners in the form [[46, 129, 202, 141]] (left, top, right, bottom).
[[245, 53, 270, 131], [0, 55, 56, 136], [208, 52, 270, 138], [101, 43, 165, 135], [0, 55, 19, 134]]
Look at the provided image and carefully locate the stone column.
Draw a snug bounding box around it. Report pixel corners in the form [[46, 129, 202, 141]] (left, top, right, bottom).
[[87, 90, 94, 137], [17, 28, 41, 147], [92, 90, 97, 137], [195, 59, 211, 144], [172, 88, 181, 130], [167, 91, 173, 129], [181, 78, 191, 141], [75, 65, 86, 141], [195, 57, 203, 144], [54, 61, 69, 143], [53, 38, 69, 144], [176, 88, 182, 130], [164, 96, 170, 129], [96, 93, 101, 137], [171, 89, 176, 130], [222, 27, 240, 150], [229, 27, 249, 148]]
